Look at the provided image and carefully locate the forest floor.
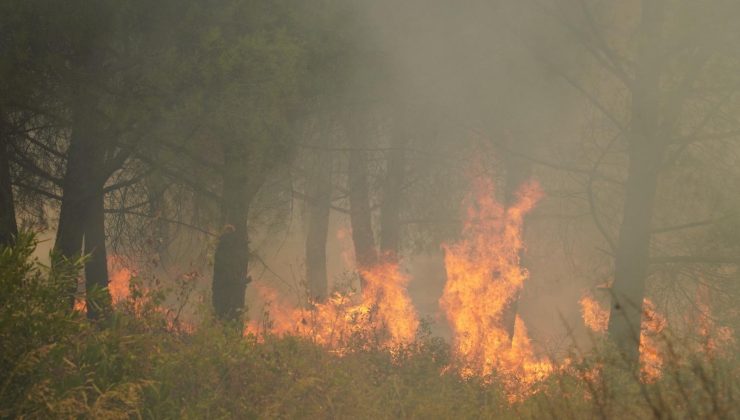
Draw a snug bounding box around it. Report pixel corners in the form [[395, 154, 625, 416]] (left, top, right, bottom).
[[2, 236, 738, 419]]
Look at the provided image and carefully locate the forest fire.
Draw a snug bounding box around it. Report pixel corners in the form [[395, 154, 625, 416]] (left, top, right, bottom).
[[579, 293, 609, 333], [578, 293, 666, 381], [695, 284, 735, 358], [73, 255, 133, 312], [246, 259, 418, 351], [439, 174, 553, 395], [108, 255, 133, 303]]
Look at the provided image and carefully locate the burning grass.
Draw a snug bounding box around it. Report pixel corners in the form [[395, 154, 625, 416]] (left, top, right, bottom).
[[2, 234, 740, 418]]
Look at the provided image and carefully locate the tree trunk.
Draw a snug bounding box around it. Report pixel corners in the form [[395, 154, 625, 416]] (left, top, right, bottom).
[[0, 121, 18, 247], [305, 145, 332, 302], [501, 152, 533, 342], [348, 127, 377, 288], [379, 115, 407, 261], [55, 99, 113, 309], [607, 0, 666, 369], [212, 147, 252, 321], [54, 124, 95, 302], [84, 186, 111, 319]]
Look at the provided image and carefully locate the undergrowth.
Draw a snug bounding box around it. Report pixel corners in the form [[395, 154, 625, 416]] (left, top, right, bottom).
[[1, 234, 738, 419]]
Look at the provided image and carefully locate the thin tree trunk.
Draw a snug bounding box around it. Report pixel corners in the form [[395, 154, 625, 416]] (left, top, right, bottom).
[[0, 118, 18, 247], [379, 115, 407, 261], [84, 186, 111, 319], [348, 126, 377, 288], [305, 145, 332, 302], [607, 0, 666, 369], [212, 147, 252, 321]]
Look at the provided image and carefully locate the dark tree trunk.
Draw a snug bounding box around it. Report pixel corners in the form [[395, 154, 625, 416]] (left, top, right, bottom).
[[0, 123, 18, 247], [348, 129, 377, 287], [84, 186, 111, 319], [55, 126, 95, 301], [501, 152, 533, 342], [607, 0, 666, 369], [379, 116, 407, 260], [212, 147, 252, 321], [55, 100, 113, 309], [305, 145, 332, 302]]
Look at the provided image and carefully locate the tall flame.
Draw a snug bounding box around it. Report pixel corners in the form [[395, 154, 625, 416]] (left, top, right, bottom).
[[439, 173, 551, 395]]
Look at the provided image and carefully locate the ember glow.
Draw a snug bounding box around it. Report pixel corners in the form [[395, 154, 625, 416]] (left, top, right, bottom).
[[639, 298, 666, 383], [439, 173, 552, 393], [246, 259, 418, 350], [695, 284, 735, 358]]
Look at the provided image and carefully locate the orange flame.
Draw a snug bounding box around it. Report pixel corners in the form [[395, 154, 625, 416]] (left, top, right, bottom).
[[439, 173, 551, 396], [579, 292, 609, 333], [639, 298, 666, 382], [578, 292, 666, 382], [107, 255, 133, 304], [73, 255, 133, 312], [695, 283, 734, 358], [246, 259, 418, 351]]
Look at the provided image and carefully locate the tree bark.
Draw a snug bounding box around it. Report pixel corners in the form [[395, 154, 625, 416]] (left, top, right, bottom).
[[84, 186, 111, 319], [305, 144, 332, 302], [54, 122, 95, 302], [607, 0, 666, 369], [55, 98, 113, 310], [0, 119, 18, 247], [347, 125, 377, 288], [212, 146, 252, 321], [379, 115, 407, 260]]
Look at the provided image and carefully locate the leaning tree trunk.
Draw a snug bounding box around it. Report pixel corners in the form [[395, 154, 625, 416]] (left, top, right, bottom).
[[348, 127, 377, 288], [607, 0, 666, 369], [212, 147, 252, 321], [379, 115, 407, 261], [305, 143, 333, 302], [0, 119, 18, 247], [501, 151, 533, 343]]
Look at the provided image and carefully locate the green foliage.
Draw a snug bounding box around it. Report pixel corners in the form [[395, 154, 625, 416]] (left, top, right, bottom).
[[1, 236, 739, 418]]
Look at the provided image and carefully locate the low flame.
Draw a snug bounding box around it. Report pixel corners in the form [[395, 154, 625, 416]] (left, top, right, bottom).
[[439, 173, 552, 396], [695, 283, 735, 358], [579, 293, 609, 333], [73, 255, 133, 312], [639, 298, 666, 383], [246, 259, 418, 351], [108, 255, 133, 304], [578, 292, 666, 381]]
